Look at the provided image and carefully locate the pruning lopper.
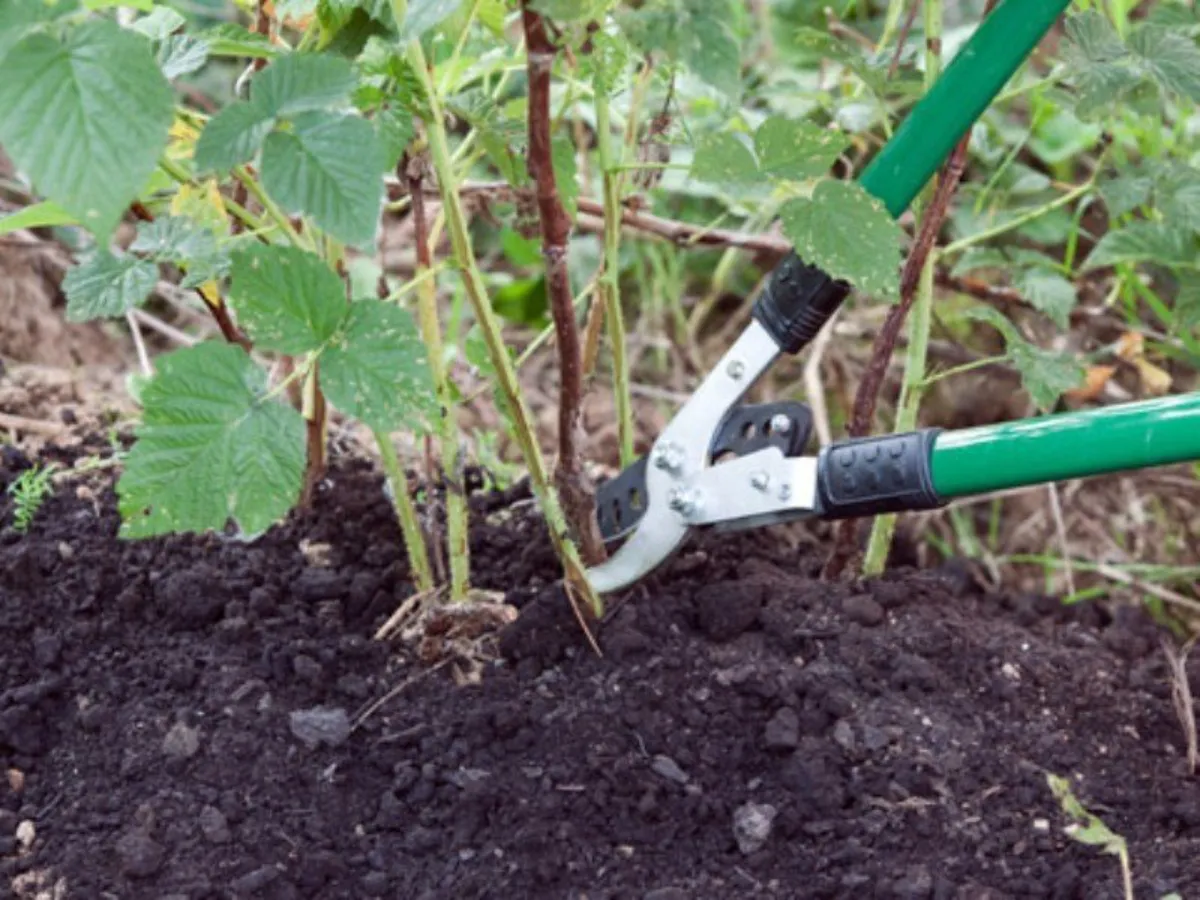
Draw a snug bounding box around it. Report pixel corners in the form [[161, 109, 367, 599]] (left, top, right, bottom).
[[585, 0, 1200, 594]]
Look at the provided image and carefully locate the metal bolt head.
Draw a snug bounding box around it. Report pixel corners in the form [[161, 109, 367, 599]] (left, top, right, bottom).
[[778, 483, 792, 501], [769, 413, 792, 435], [654, 441, 684, 473], [726, 359, 746, 380], [750, 471, 770, 491]]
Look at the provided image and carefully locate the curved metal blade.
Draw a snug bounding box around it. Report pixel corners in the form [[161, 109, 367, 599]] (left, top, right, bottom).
[[585, 321, 782, 593]]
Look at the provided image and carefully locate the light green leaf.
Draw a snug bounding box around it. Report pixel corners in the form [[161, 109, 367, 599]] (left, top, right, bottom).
[[779, 180, 901, 299], [967, 307, 1083, 411], [1083, 221, 1197, 269], [398, 0, 461, 41], [63, 251, 158, 322], [228, 244, 347, 354], [159, 34, 210, 80], [321, 299, 438, 431], [1128, 25, 1200, 102], [254, 53, 356, 117], [1015, 269, 1076, 330], [753, 116, 846, 181], [620, 0, 741, 97], [0, 200, 76, 236], [0, 19, 173, 242], [690, 132, 759, 185], [118, 342, 306, 539], [528, 0, 609, 23], [194, 99, 276, 173], [261, 110, 385, 248]]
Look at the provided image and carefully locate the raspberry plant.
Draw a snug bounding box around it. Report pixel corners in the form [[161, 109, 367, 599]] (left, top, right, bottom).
[[3, 0, 1199, 610]]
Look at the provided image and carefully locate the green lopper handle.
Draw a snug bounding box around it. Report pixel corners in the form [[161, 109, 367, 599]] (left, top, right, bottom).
[[753, 0, 1073, 355]]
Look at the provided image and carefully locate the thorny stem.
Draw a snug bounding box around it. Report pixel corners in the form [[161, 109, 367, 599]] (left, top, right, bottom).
[[375, 430, 435, 593], [406, 39, 604, 619], [859, 0, 948, 577], [407, 157, 471, 601], [521, 3, 607, 565], [234, 166, 313, 251], [594, 81, 635, 466], [826, 0, 964, 578]]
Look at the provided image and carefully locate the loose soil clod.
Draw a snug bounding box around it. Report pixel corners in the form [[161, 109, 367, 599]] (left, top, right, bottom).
[[1, 447, 1199, 899]]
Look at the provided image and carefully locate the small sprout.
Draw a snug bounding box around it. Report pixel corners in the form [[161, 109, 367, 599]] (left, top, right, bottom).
[[6, 464, 56, 533], [1046, 773, 1134, 900]]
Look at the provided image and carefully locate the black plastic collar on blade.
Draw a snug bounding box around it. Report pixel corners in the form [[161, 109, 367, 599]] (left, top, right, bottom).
[[752, 253, 851, 355], [816, 429, 943, 520], [710, 401, 812, 460]]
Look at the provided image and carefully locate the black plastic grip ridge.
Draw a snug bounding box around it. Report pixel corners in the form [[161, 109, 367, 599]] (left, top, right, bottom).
[[752, 253, 851, 355], [816, 429, 943, 520]]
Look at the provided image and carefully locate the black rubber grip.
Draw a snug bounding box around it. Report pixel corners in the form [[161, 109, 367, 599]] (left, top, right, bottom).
[[816, 429, 943, 519], [752, 253, 850, 355]]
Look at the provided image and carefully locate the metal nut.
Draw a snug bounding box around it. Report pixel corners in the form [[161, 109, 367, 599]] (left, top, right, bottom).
[[769, 414, 792, 435], [726, 360, 746, 380]]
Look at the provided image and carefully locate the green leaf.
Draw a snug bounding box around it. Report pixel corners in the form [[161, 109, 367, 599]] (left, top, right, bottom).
[[118, 342, 306, 539], [551, 136, 578, 219], [590, 30, 631, 95], [320, 299, 438, 431], [753, 116, 846, 181], [375, 104, 415, 167], [1061, 11, 1143, 118], [130, 6, 186, 41], [131, 215, 229, 286], [1015, 269, 1076, 330], [194, 99, 276, 173], [398, 0, 461, 41], [779, 180, 901, 299], [690, 132, 759, 185], [967, 307, 1082, 411], [1154, 163, 1200, 232], [260, 110, 386, 248], [1099, 170, 1153, 218], [620, 0, 741, 97], [0, 1, 68, 57], [254, 53, 357, 117], [132, 215, 219, 263], [528, 0, 609, 23], [158, 34, 209, 80], [62, 251, 158, 322], [793, 26, 889, 98], [1128, 25, 1200, 102], [493, 276, 549, 328], [0, 19, 173, 242], [203, 23, 279, 60], [229, 244, 347, 354], [0, 200, 76, 236], [1083, 221, 1197, 269]]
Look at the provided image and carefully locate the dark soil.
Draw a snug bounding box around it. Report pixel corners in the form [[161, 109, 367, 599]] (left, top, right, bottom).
[[2, 441, 1199, 900]]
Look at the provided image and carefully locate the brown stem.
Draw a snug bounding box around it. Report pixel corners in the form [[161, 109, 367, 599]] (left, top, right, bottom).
[[886, 2, 922, 78], [301, 373, 327, 507], [386, 179, 794, 257], [520, 2, 605, 565], [824, 133, 972, 579]]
